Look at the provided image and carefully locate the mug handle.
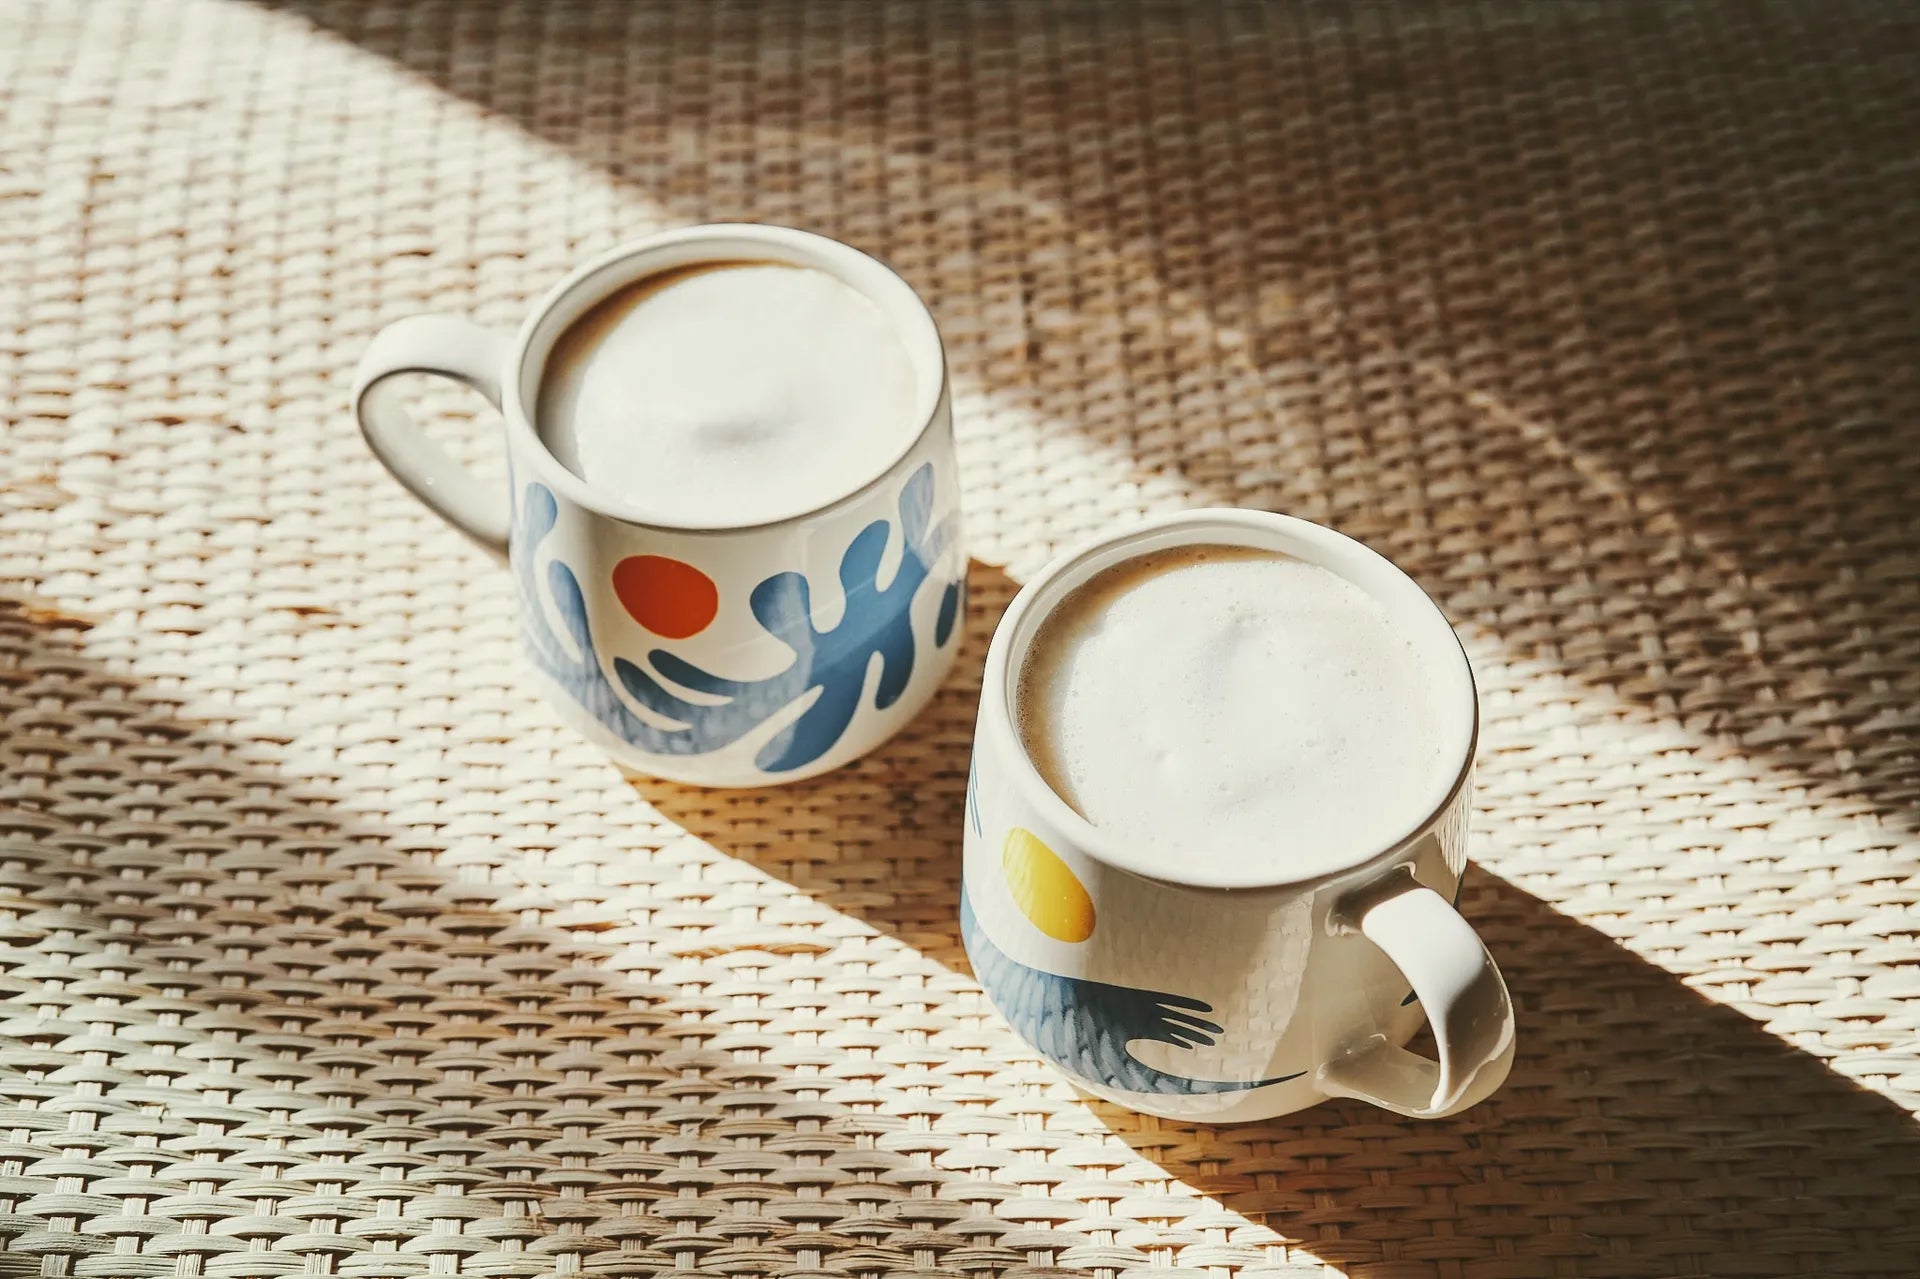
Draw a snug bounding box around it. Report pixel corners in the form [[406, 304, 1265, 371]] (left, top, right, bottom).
[[1318, 870, 1516, 1118], [352, 315, 513, 551]]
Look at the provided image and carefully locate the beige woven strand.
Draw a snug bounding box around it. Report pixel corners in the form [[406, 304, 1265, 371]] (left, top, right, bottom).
[[2, 2, 1917, 1277]]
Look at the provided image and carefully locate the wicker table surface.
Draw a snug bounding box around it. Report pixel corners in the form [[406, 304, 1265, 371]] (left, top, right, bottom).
[[3, 3, 1918, 1276]]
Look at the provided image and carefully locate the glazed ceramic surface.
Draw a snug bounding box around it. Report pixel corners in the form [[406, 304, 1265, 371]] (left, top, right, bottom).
[[965, 510, 1514, 1122], [354, 225, 964, 785]]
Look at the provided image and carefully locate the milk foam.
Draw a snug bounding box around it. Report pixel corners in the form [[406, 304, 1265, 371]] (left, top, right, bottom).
[[537, 262, 919, 525], [1017, 546, 1455, 880]]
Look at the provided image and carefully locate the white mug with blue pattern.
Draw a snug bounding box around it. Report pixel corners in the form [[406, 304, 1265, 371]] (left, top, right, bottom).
[[964, 510, 1514, 1122], [352, 226, 965, 785]]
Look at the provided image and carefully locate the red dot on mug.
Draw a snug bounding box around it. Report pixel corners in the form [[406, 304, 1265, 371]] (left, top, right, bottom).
[[612, 555, 719, 639]]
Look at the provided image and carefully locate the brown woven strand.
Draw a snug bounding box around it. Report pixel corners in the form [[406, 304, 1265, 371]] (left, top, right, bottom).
[[3, 2, 1918, 1276]]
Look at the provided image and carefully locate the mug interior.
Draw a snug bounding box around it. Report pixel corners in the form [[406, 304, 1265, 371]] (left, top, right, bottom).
[[504, 225, 947, 532], [993, 510, 1478, 892]]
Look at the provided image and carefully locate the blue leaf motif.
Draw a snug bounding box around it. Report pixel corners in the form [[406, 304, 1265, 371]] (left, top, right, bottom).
[[513, 463, 960, 773]]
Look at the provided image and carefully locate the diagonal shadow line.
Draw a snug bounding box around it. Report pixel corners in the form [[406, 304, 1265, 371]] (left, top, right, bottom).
[[637, 562, 1920, 1277], [9, 584, 1920, 1279], [0, 599, 1140, 1278], [245, 0, 1920, 856], [48, 2, 1920, 1273], [255, 0, 1920, 1120]]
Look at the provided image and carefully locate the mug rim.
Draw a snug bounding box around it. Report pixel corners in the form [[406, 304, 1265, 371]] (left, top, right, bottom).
[[983, 509, 1480, 893], [501, 223, 949, 533]]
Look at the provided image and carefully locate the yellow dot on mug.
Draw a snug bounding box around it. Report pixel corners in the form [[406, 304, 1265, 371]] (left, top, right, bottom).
[[1002, 827, 1095, 943]]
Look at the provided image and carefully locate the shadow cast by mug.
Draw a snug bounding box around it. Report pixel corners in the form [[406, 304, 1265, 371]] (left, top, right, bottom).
[[71, 3, 1920, 1272], [631, 559, 1018, 974], [631, 568, 1920, 1276], [1092, 869, 1920, 1275], [6, 578, 1915, 1277]]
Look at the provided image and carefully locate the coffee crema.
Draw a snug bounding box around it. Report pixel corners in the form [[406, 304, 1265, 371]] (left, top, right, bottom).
[[537, 261, 919, 525], [1016, 545, 1455, 881]]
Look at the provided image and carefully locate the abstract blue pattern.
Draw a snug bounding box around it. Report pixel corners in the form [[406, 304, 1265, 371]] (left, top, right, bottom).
[[514, 462, 961, 773], [961, 883, 1303, 1096]]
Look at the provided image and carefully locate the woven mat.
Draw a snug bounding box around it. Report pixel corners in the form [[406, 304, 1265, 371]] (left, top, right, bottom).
[[4, 2, 1919, 1275]]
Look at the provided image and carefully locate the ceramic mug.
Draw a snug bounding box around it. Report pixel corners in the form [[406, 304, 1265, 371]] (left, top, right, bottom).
[[352, 225, 966, 785], [963, 510, 1514, 1122]]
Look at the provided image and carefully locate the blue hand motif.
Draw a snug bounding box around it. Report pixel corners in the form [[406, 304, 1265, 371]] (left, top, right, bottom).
[[513, 463, 960, 774], [961, 883, 1303, 1096]]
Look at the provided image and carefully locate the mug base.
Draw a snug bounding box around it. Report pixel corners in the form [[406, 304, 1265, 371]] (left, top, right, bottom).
[[1075, 1076, 1327, 1125], [996, 998, 1428, 1125], [1070, 1026, 1424, 1125]]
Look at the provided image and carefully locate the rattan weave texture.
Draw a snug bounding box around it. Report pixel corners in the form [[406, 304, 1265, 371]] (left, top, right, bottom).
[[2, 3, 1917, 1276]]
